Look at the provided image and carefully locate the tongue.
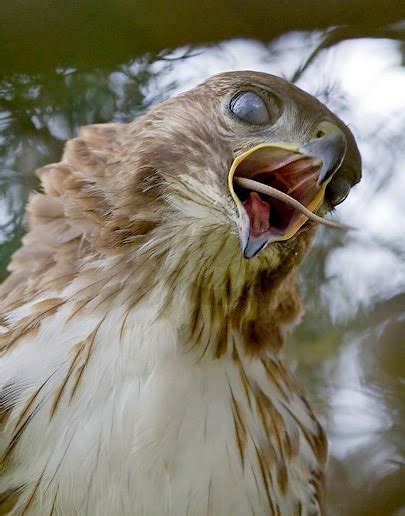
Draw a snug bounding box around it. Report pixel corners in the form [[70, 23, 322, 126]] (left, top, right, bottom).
[[243, 191, 270, 236]]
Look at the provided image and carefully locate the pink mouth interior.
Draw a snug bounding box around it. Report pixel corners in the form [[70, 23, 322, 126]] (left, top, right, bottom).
[[233, 149, 323, 239]]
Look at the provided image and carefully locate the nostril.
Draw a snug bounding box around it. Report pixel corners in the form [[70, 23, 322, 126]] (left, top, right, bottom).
[[316, 130, 325, 139]]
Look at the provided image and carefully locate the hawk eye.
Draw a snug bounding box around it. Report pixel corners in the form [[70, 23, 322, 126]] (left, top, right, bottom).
[[326, 177, 351, 206], [229, 91, 270, 125]]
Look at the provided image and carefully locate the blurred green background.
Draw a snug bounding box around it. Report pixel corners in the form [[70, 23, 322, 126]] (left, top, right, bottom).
[[0, 2, 404, 514]]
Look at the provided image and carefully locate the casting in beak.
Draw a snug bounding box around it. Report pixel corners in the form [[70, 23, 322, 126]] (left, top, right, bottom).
[[228, 125, 347, 258]]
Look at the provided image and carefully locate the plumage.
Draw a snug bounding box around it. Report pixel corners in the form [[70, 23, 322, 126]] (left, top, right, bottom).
[[0, 71, 361, 515]]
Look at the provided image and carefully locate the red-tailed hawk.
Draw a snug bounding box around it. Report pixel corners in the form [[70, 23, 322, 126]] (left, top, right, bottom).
[[0, 71, 361, 515]]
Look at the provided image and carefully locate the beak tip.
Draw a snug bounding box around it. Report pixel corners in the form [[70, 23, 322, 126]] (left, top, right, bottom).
[[242, 237, 268, 259]]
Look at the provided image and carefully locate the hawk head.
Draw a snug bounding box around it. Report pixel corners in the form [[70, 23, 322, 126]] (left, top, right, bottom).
[[107, 71, 361, 266]]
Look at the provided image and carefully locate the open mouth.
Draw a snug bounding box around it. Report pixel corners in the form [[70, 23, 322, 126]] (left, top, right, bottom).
[[234, 147, 323, 236], [228, 143, 341, 258]]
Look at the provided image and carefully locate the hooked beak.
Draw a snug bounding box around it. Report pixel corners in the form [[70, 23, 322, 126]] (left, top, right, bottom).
[[228, 127, 347, 258]]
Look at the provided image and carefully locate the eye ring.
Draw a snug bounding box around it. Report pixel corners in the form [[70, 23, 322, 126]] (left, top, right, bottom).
[[229, 91, 270, 125]]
